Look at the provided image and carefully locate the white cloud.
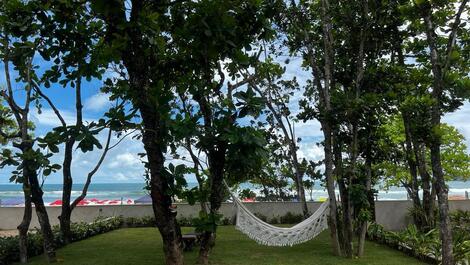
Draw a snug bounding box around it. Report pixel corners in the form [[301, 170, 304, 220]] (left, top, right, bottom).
[[111, 172, 142, 182], [108, 152, 142, 169], [443, 102, 470, 151], [30, 108, 96, 127], [31, 108, 77, 127], [84, 93, 111, 112]]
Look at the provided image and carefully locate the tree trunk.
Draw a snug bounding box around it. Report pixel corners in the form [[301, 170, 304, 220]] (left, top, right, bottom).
[[59, 77, 82, 244], [18, 182, 32, 264], [433, 152, 453, 265], [29, 177, 56, 263], [60, 139, 74, 244], [198, 149, 226, 264], [334, 138, 353, 258], [402, 114, 426, 228], [337, 180, 353, 258], [357, 143, 373, 257], [186, 139, 208, 214], [323, 123, 342, 256], [420, 5, 458, 263], [414, 142, 434, 230], [140, 111, 184, 265], [116, 4, 185, 260], [293, 166, 309, 217]]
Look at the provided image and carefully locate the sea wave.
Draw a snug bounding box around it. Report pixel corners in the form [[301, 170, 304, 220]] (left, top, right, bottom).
[[1, 182, 469, 202]]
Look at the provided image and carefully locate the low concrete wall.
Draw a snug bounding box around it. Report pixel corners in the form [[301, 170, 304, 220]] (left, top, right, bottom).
[[1, 200, 470, 231]]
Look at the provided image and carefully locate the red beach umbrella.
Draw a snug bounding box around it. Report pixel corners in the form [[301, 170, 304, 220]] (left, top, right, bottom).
[[50, 200, 62, 206]]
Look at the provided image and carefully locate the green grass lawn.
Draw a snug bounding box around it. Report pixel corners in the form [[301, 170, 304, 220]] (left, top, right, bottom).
[[25, 226, 428, 265]]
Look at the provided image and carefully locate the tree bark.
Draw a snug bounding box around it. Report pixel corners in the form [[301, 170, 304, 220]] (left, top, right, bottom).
[[413, 141, 434, 230], [292, 154, 309, 217], [198, 150, 226, 265], [418, 1, 467, 262], [102, 1, 186, 263], [402, 114, 423, 223], [192, 84, 229, 264], [17, 182, 32, 264], [27, 160, 57, 263], [142, 120, 184, 265], [322, 123, 342, 256], [335, 139, 353, 258], [59, 139, 74, 244], [357, 131, 373, 257]]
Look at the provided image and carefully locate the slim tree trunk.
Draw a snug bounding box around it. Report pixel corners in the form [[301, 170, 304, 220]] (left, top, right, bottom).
[[357, 137, 373, 257], [402, 114, 426, 228], [27, 164, 56, 263], [251, 84, 309, 217], [413, 142, 434, 230], [323, 123, 342, 256], [18, 182, 32, 264], [292, 158, 309, 217], [334, 138, 353, 258], [60, 139, 74, 244], [186, 138, 208, 214], [419, 2, 465, 262]]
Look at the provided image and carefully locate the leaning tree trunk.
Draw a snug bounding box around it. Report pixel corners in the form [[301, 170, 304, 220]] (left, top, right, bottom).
[[18, 182, 32, 264], [28, 169, 56, 263]]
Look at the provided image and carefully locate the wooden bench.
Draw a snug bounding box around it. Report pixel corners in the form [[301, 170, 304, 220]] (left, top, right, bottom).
[[182, 233, 201, 251]]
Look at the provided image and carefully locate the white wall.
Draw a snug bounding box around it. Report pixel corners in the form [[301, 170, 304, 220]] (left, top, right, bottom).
[[1, 200, 470, 231]]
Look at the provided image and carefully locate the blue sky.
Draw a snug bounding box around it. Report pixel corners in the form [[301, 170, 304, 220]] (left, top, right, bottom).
[[1, 56, 469, 185]]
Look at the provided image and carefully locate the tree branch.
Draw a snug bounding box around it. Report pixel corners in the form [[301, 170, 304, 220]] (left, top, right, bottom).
[[1, 37, 23, 124], [443, 0, 468, 74], [70, 128, 112, 210], [32, 82, 67, 127]]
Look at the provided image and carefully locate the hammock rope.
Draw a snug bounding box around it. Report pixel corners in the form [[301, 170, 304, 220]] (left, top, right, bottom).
[[225, 182, 330, 247]]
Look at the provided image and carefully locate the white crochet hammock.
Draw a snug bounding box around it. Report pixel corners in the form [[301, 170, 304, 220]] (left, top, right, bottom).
[[227, 185, 330, 247]]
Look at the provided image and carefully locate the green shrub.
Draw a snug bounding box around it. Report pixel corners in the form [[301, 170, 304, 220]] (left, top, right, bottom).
[[124, 216, 156, 228], [0, 217, 123, 265], [254, 213, 268, 222], [177, 216, 197, 227], [220, 217, 234, 226], [279, 212, 303, 224], [269, 216, 280, 224]]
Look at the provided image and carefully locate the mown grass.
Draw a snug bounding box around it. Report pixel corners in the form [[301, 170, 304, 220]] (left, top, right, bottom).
[[25, 226, 428, 265]]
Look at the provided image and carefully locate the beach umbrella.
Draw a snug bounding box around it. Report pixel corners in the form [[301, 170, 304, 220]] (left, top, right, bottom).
[[135, 195, 152, 204], [108, 200, 119, 205], [77, 199, 89, 206], [49, 200, 62, 206], [97, 199, 109, 204]]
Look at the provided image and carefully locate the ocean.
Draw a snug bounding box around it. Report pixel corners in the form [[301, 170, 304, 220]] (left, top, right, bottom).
[[1, 181, 470, 204]]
